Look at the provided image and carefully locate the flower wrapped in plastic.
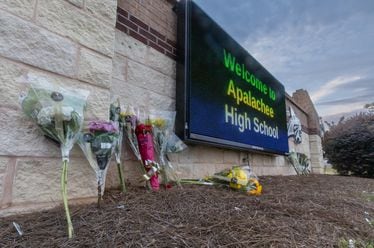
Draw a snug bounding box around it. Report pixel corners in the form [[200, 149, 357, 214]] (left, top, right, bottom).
[[166, 133, 188, 153], [78, 121, 118, 207], [19, 73, 89, 238], [287, 151, 311, 175], [181, 165, 262, 196], [120, 106, 151, 189], [136, 118, 160, 190], [212, 165, 262, 196], [149, 110, 181, 188], [121, 106, 140, 158], [109, 99, 125, 192]]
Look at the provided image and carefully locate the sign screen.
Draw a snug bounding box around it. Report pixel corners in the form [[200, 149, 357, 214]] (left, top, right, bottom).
[[176, 0, 289, 154]]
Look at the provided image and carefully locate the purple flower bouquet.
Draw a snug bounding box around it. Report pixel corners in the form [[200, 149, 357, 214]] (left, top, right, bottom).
[[78, 121, 119, 207]]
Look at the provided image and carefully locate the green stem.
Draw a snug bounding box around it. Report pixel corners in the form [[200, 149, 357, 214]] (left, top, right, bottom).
[[97, 183, 102, 208], [61, 160, 73, 239], [117, 163, 126, 193], [160, 162, 168, 187], [179, 179, 214, 186]]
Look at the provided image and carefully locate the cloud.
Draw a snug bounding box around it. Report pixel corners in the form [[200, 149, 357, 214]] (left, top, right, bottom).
[[316, 94, 373, 106], [239, 3, 374, 116], [318, 102, 365, 117], [194, 0, 374, 116], [310, 75, 362, 102]]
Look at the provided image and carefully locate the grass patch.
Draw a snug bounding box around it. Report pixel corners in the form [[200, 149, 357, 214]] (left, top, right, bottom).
[[363, 191, 374, 202], [338, 238, 374, 248], [324, 167, 338, 175]]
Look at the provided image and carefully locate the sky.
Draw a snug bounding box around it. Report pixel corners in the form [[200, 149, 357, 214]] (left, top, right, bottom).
[[194, 0, 374, 117]]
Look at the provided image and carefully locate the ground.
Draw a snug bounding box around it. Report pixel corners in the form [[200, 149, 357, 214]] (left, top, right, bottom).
[[0, 175, 373, 247]]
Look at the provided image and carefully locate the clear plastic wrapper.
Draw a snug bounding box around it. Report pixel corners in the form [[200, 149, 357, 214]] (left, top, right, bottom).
[[19, 73, 89, 238], [213, 165, 262, 195], [287, 151, 311, 175], [121, 106, 141, 160], [110, 99, 125, 192], [19, 73, 88, 160], [120, 105, 150, 189], [12, 222, 23, 236], [78, 121, 118, 207], [181, 165, 262, 196], [149, 110, 180, 187], [136, 118, 159, 190], [166, 133, 187, 153]]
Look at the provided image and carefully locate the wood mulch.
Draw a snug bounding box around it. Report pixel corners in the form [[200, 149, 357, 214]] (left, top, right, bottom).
[[1, 175, 373, 247]]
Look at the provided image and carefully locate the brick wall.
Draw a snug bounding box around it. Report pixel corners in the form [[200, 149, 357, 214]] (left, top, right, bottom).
[[286, 95, 309, 132], [292, 89, 321, 135], [285, 97, 312, 155], [116, 0, 177, 59]]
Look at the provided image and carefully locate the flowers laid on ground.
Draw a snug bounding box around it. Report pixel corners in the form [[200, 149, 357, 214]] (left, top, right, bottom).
[[287, 151, 311, 175], [165, 133, 187, 153], [78, 121, 118, 207], [181, 165, 262, 196], [121, 106, 151, 189], [121, 107, 187, 190], [149, 110, 181, 188], [19, 73, 89, 238], [110, 100, 125, 192], [121, 106, 140, 159], [17, 71, 268, 240], [136, 118, 160, 190]]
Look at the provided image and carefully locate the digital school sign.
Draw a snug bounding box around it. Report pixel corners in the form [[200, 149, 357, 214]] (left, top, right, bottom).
[[176, 0, 289, 155]]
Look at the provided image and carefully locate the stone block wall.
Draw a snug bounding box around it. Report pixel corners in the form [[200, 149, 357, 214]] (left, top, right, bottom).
[[0, 0, 117, 215], [309, 135, 324, 173]]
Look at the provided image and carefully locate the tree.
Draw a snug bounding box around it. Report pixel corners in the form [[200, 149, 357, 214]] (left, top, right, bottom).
[[323, 113, 374, 177]]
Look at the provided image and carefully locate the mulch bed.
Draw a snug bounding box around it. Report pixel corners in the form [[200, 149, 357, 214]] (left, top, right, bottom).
[[1, 175, 373, 247]]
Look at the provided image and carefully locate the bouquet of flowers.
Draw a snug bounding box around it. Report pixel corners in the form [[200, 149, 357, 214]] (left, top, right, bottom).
[[149, 110, 181, 188], [121, 106, 140, 159], [19, 73, 89, 238], [109, 99, 125, 192], [166, 133, 188, 153], [136, 118, 160, 190], [181, 165, 262, 196], [78, 121, 118, 207], [120, 106, 151, 189], [287, 151, 311, 175]]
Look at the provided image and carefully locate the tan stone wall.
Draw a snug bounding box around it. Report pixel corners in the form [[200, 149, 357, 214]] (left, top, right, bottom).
[[309, 135, 324, 173], [0, 0, 117, 215]]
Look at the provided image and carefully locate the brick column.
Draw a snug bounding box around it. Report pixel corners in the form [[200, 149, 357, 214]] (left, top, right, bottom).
[[292, 89, 324, 173]]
